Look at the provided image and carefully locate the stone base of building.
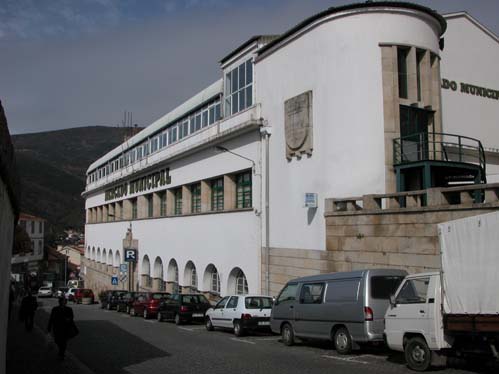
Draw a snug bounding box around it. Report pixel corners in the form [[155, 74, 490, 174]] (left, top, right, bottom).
[[262, 184, 499, 296]]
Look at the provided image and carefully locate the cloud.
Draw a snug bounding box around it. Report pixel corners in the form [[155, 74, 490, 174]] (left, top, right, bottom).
[[1, 0, 498, 134]]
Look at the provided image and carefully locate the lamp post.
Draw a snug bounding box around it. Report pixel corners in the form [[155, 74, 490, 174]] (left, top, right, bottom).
[[215, 146, 256, 174], [214, 124, 272, 295], [64, 247, 68, 286]]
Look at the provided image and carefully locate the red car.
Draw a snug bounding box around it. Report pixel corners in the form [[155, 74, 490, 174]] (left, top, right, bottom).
[[130, 292, 170, 319], [74, 288, 95, 304]]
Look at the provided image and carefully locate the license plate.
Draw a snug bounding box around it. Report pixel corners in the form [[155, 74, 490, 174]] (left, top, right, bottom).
[[258, 321, 270, 326], [192, 313, 203, 317]]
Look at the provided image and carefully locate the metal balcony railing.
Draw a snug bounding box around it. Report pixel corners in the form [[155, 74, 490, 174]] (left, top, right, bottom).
[[393, 132, 486, 172]]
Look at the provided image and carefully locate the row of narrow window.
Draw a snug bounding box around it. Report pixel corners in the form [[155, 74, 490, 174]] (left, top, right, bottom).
[[89, 170, 252, 223], [88, 58, 255, 185]]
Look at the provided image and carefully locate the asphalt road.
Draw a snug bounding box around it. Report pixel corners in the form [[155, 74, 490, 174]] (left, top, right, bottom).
[[35, 298, 496, 374]]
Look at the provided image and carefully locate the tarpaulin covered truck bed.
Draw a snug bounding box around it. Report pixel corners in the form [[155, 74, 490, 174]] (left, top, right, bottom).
[[438, 212, 499, 332]]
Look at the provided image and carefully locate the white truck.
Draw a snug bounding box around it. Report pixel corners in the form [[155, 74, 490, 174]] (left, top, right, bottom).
[[384, 211, 499, 371]]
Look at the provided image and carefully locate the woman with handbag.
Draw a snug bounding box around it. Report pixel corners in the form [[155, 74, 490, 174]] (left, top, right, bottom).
[[47, 297, 78, 359]]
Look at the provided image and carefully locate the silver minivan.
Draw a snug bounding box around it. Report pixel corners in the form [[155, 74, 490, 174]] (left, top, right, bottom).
[[270, 269, 407, 353]]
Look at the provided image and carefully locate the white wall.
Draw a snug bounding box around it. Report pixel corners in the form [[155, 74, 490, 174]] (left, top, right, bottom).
[[257, 11, 441, 252], [85, 210, 259, 295], [441, 15, 499, 182], [85, 131, 263, 294], [86, 130, 261, 208], [0, 180, 15, 374]]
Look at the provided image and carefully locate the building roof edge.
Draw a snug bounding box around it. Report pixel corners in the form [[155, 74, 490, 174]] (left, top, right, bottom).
[[257, 1, 446, 58]]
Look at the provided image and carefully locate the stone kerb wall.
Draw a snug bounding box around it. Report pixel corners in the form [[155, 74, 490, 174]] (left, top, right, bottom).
[[82, 258, 132, 296], [325, 184, 499, 274], [263, 184, 499, 296]]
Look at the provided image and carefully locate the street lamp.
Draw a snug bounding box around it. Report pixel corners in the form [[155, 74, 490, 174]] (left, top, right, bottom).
[[215, 146, 256, 174], [64, 247, 68, 286]]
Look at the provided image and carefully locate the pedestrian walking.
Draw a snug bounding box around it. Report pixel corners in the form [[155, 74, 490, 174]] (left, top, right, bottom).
[[19, 289, 38, 331], [47, 297, 78, 359]]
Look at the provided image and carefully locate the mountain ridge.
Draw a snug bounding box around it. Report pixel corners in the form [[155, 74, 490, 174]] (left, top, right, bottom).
[[12, 125, 141, 234]]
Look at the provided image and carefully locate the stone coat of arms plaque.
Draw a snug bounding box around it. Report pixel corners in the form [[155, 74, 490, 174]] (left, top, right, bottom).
[[284, 90, 313, 159]]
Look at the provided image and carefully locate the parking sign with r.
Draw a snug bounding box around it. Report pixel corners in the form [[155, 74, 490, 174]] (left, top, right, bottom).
[[125, 249, 137, 262]]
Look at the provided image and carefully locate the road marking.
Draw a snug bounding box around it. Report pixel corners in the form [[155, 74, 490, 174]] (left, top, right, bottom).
[[144, 320, 156, 323], [178, 327, 195, 331], [254, 337, 279, 341], [120, 314, 130, 318], [230, 338, 256, 345], [321, 355, 368, 364]]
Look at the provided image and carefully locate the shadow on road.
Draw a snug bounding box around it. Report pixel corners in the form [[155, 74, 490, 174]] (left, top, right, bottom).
[[69, 320, 170, 374]]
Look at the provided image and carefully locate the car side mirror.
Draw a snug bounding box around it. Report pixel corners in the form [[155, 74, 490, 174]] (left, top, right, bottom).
[[389, 295, 397, 308]]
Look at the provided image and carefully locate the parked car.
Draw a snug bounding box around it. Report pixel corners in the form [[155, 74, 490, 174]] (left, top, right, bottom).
[[206, 295, 273, 336], [157, 293, 211, 325], [271, 269, 407, 353], [37, 286, 53, 298], [116, 292, 138, 313], [74, 288, 95, 304], [65, 288, 78, 302], [55, 287, 69, 298], [100, 290, 127, 310], [130, 292, 170, 319]]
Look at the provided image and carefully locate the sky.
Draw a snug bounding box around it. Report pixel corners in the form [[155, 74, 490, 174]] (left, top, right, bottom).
[[1, 0, 498, 134]]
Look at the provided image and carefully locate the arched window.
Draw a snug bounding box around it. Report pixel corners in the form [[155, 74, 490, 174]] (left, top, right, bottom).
[[235, 270, 248, 295], [191, 267, 197, 288], [228, 267, 248, 295], [211, 268, 220, 293]]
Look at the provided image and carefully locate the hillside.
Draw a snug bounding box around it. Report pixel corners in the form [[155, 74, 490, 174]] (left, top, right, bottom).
[[12, 126, 140, 234]]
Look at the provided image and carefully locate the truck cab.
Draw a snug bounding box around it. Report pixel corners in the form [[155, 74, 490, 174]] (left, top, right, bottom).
[[384, 272, 449, 370]]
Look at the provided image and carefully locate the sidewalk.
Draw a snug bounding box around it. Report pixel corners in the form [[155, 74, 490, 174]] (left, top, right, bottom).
[[6, 303, 93, 374]]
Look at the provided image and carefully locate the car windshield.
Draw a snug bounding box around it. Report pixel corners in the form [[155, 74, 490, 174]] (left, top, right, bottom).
[[245, 297, 273, 309], [152, 293, 169, 300], [181, 295, 209, 304], [371, 276, 405, 299]]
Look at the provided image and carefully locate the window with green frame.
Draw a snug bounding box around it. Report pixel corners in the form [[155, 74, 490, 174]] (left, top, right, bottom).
[[159, 192, 167, 217], [191, 183, 201, 213], [147, 194, 153, 218], [174, 188, 182, 215], [211, 178, 224, 211], [131, 198, 138, 219], [236, 171, 252, 208]]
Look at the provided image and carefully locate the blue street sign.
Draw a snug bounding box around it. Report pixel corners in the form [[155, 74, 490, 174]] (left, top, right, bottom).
[[111, 276, 118, 285], [120, 263, 128, 273]]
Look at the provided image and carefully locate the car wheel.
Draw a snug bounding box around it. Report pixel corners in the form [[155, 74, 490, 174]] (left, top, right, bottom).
[[157, 312, 163, 322], [234, 321, 244, 337], [334, 327, 353, 355], [405, 337, 432, 372], [143, 309, 149, 319], [281, 323, 295, 346], [205, 317, 214, 331], [175, 314, 182, 325]]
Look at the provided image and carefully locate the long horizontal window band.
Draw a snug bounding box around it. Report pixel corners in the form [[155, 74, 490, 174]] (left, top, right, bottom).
[[87, 97, 222, 184], [87, 169, 252, 223]]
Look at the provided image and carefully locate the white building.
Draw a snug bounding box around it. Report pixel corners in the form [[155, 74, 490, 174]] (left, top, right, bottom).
[[11, 213, 45, 265], [83, 2, 498, 296], [441, 12, 499, 183]]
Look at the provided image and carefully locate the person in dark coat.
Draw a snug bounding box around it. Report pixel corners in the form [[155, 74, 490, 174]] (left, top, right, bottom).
[[47, 297, 76, 359], [19, 289, 38, 331]]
